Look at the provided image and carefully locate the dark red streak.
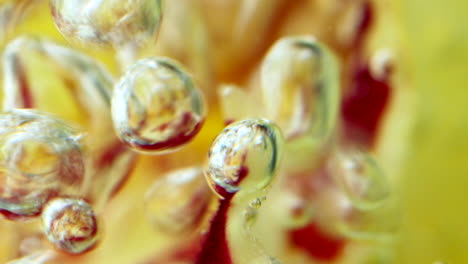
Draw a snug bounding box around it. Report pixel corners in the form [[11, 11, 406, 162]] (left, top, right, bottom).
[[341, 0, 392, 148], [14, 58, 34, 108], [289, 222, 346, 261], [95, 141, 129, 168], [195, 196, 233, 264], [224, 119, 235, 126], [194, 165, 250, 264], [342, 63, 392, 147]]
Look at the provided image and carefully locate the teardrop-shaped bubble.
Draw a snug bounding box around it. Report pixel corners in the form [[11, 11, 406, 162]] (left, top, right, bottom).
[[260, 36, 340, 142], [41, 197, 99, 254], [329, 149, 390, 211], [206, 119, 283, 199], [112, 57, 205, 154], [144, 167, 213, 234], [49, 0, 163, 47], [0, 109, 84, 219], [1, 36, 135, 210]]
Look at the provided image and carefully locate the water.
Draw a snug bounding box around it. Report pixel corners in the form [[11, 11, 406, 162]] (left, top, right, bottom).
[[41, 197, 98, 254], [0, 109, 84, 218], [260, 36, 340, 143], [49, 0, 163, 47], [111, 57, 205, 154], [329, 148, 390, 211], [205, 119, 283, 199]]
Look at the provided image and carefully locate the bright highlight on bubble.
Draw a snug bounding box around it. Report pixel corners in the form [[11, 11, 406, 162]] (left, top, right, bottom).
[[206, 119, 283, 199], [0, 109, 84, 218], [260, 36, 340, 142], [41, 198, 98, 254], [144, 167, 213, 234], [111, 57, 205, 154], [49, 0, 163, 47]]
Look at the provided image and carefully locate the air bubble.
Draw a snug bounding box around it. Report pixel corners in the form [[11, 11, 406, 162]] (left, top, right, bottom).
[[0, 109, 84, 218], [111, 57, 205, 154], [49, 0, 163, 47], [330, 149, 390, 211], [1, 36, 135, 211], [41, 197, 98, 254], [144, 167, 213, 234], [206, 119, 283, 199], [260, 36, 340, 142]]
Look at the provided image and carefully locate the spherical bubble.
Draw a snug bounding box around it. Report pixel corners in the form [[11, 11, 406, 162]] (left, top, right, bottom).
[[260, 36, 340, 142], [329, 149, 390, 211], [49, 0, 163, 47], [41, 197, 98, 254], [0, 109, 84, 218], [206, 119, 283, 199], [144, 167, 213, 234], [111, 57, 205, 154]]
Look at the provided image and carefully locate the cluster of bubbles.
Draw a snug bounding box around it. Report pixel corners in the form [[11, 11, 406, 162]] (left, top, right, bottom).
[[0, 109, 84, 218], [0, 0, 213, 260], [0, 0, 395, 263], [213, 36, 394, 263]]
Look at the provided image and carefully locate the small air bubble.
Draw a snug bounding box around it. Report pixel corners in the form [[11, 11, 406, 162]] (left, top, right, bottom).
[[41, 197, 98, 254]]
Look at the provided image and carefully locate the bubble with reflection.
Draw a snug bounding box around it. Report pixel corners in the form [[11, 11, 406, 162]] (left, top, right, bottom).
[[329, 149, 390, 211], [41, 197, 98, 254], [144, 167, 213, 234], [260, 36, 340, 142], [1, 35, 135, 211], [112, 57, 205, 154], [0, 109, 84, 218], [49, 0, 163, 47], [206, 119, 283, 199]]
